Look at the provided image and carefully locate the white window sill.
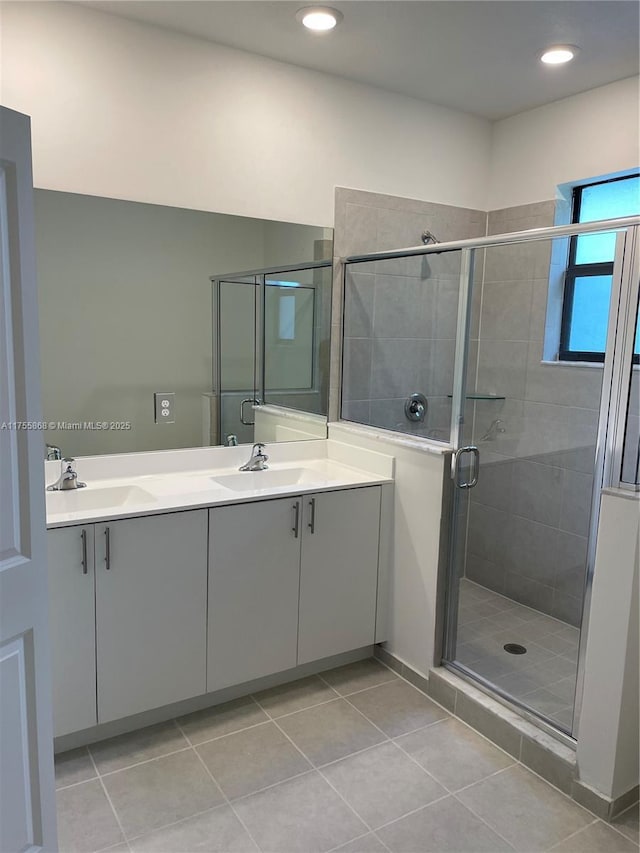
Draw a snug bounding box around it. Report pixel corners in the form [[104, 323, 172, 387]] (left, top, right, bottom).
[[540, 359, 603, 368], [541, 360, 639, 370]]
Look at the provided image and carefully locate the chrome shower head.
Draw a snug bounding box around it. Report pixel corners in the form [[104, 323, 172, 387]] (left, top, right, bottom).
[[421, 230, 440, 245]]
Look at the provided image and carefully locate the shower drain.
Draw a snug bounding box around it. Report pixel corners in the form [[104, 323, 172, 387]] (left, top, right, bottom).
[[503, 643, 527, 655]]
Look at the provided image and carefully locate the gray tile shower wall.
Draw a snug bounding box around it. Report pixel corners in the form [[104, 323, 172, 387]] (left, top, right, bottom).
[[335, 188, 486, 439], [334, 191, 637, 621], [465, 201, 600, 626]]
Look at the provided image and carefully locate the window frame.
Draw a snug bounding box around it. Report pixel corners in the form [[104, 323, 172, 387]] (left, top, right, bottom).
[[559, 174, 640, 364]]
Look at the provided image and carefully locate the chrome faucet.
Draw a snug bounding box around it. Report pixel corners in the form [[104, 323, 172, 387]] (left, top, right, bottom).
[[47, 457, 87, 491], [239, 443, 269, 472]]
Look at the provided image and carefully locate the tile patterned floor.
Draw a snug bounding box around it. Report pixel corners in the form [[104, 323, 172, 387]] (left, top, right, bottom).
[[54, 658, 639, 853], [455, 579, 580, 731]]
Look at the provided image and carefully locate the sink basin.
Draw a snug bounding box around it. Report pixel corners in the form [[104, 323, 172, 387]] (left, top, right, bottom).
[[211, 467, 325, 492], [46, 485, 157, 512]]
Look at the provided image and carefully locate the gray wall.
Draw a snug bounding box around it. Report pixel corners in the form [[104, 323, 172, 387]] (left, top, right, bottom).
[[35, 190, 328, 456], [464, 202, 602, 626], [337, 189, 486, 441], [336, 192, 638, 627]]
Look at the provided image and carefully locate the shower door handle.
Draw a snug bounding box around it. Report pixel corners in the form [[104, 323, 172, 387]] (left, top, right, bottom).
[[452, 446, 480, 489], [240, 398, 260, 426]]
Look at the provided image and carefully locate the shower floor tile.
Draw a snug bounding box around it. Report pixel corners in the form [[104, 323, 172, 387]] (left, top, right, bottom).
[[454, 579, 579, 732]]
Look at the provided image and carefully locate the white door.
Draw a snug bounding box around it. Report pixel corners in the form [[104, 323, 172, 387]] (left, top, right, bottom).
[[208, 498, 302, 691], [95, 510, 208, 723], [298, 487, 381, 664], [47, 526, 97, 737], [0, 107, 57, 852]]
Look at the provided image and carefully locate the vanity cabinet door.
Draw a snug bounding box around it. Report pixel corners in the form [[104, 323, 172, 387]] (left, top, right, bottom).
[[208, 498, 302, 691], [298, 486, 381, 665], [95, 510, 208, 723], [47, 526, 97, 737]]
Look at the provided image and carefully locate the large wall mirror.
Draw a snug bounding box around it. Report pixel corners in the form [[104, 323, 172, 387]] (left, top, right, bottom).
[[34, 190, 333, 457]]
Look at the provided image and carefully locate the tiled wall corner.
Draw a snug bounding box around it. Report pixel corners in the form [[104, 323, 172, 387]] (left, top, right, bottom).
[[465, 200, 599, 625], [332, 186, 487, 441]]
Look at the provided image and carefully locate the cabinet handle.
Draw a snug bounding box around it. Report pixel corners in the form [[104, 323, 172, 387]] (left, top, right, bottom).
[[104, 527, 111, 570], [292, 502, 300, 538], [80, 529, 88, 575], [308, 498, 316, 534]]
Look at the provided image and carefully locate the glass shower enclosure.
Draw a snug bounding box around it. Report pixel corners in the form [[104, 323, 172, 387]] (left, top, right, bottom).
[[211, 261, 332, 446], [341, 217, 640, 739]]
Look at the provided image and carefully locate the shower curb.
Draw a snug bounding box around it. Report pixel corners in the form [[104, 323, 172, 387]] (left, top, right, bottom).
[[374, 645, 639, 821]]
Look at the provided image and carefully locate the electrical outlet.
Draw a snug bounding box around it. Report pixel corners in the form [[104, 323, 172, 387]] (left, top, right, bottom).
[[154, 392, 175, 424]]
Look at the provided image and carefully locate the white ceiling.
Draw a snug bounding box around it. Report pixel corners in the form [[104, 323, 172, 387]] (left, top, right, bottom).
[[85, 0, 639, 120]]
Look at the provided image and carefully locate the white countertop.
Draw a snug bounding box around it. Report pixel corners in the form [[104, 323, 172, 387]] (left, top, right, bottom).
[[45, 440, 394, 529]]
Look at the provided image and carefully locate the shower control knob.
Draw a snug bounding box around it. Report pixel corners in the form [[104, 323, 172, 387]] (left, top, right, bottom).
[[404, 392, 428, 423]]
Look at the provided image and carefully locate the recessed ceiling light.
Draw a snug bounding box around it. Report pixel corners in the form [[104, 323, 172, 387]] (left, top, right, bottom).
[[539, 45, 580, 65], [296, 6, 343, 32]]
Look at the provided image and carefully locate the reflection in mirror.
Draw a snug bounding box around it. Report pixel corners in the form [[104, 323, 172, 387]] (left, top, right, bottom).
[[265, 265, 332, 415], [34, 190, 332, 456], [211, 262, 332, 448]]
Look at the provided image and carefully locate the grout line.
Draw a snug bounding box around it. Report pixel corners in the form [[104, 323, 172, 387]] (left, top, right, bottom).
[[182, 718, 274, 749], [338, 694, 396, 742], [460, 579, 580, 630], [371, 792, 451, 833], [603, 813, 640, 846], [314, 740, 391, 772], [446, 763, 515, 796], [173, 717, 264, 853], [62, 654, 607, 852], [252, 693, 392, 852], [449, 787, 525, 850], [409, 682, 520, 760], [545, 818, 601, 851], [372, 653, 454, 717], [86, 748, 130, 849], [253, 691, 343, 721], [93, 745, 194, 779], [95, 842, 132, 853], [432, 674, 603, 815], [337, 688, 456, 802], [55, 774, 100, 792], [450, 595, 582, 709], [325, 830, 379, 853], [384, 673, 600, 843], [386, 715, 451, 741], [512, 761, 602, 815], [225, 768, 317, 805], [240, 672, 402, 729], [392, 726, 517, 798], [250, 692, 364, 769], [315, 671, 400, 698], [124, 805, 229, 847]]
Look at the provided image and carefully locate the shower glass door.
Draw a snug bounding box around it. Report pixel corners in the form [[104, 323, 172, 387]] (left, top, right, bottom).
[[216, 275, 261, 446], [443, 227, 634, 738]]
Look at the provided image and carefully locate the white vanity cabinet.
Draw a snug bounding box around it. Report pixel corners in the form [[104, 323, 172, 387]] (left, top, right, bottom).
[[94, 510, 208, 723], [207, 498, 303, 692], [47, 509, 208, 736], [47, 525, 97, 737], [207, 485, 382, 690], [47, 480, 387, 738], [297, 486, 381, 664]]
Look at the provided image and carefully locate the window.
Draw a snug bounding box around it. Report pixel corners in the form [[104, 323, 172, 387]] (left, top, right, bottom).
[[560, 173, 640, 362]]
